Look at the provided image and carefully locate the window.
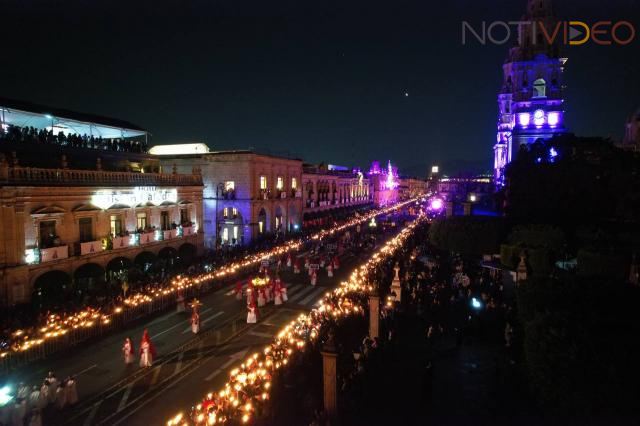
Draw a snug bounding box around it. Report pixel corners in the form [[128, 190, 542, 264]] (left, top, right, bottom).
[[79, 217, 93, 242], [232, 207, 238, 217], [276, 176, 284, 190], [222, 227, 229, 242], [110, 215, 122, 237], [223, 207, 229, 218], [291, 177, 297, 190], [136, 212, 147, 230], [233, 226, 239, 240], [259, 176, 267, 190], [39, 220, 57, 248], [180, 208, 189, 224], [533, 78, 546, 98], [161, 211, 170, 230], [258, 221, 264, 234], [225, 181, 235, 191]]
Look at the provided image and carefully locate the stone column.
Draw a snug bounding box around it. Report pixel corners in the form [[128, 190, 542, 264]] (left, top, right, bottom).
[[462, 202, 472, 216], [321, 336, 338, 418], [445, 201, 454, 217], [390, 262, 402, 303], [369, 295, 380, 339], [516, 252, 528, 284]]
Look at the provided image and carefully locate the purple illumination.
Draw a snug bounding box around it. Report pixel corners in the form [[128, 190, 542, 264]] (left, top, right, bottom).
[[518, 113, 530, 127], [430, 198, 444, 210], [548, 112, 560, 127]]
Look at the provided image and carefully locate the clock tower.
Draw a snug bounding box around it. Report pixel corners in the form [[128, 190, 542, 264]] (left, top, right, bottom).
[[493, 0, 568, 186]]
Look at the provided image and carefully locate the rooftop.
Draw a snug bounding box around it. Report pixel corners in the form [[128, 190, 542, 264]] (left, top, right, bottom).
[[0, 96, 147, 139]]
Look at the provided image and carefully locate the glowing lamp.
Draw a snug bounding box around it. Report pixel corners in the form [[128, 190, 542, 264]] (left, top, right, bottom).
[[548, 112, 560, 127], [471, 297, 482, 309], [430, 198, 444, 210], [518, 113, 530, 127], [0, 385, 13, 407]]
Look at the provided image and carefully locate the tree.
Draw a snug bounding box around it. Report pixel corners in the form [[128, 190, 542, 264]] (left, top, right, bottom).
[[517, 274, 640, 417], [428, 216, 507, 256]]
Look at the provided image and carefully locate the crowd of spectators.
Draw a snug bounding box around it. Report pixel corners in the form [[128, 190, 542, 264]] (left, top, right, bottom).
[[0, 371, 78, 426], [1, 124, 148, 153]]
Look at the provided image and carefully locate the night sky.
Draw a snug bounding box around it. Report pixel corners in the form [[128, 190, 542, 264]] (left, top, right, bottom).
[[1, 0, 638, 176]]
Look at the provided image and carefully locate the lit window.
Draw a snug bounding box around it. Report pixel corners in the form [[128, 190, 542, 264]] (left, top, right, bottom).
[[258, 221, 264, 234], [136, 212, 147, 230], [223, 207, 229, 218], [291, 177, 297, 189], [225, 181, 235, 191], [233, 226, 239, 240], [260, 176, 267, 190], [232, 207, 238, 217], [222, 228, 229, 242], [533, 78, 546, 98], [276, 176, 284, 190]]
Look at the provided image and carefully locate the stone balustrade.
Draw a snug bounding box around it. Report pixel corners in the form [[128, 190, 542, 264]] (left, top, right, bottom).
[[1, 164, 202, 187]]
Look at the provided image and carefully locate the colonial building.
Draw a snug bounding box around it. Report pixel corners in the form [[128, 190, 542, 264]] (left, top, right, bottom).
[[368, 161, 399, 207], [301, 164, 371, 225], [0, 100, 204, 306], [153, 146, 303, 248], [493, 0, 568, 186], [398, 177, 427, 200]]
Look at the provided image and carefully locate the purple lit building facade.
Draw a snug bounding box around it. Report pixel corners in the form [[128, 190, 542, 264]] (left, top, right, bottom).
[[493, 0, 568, 186], [368, 160, 399, 207]]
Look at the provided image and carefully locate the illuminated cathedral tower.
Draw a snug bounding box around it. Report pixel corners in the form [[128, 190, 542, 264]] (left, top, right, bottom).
[[493, 0, 568, 186]]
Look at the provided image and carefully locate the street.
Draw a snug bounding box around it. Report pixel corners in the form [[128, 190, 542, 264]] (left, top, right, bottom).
[[8, 224, 394, 426]]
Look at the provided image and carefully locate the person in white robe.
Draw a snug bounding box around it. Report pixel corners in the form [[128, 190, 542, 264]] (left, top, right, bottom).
[[139, 329, 156, 368], [123, 337, 135, 365]]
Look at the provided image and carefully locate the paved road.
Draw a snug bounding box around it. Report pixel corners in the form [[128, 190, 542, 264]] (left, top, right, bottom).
[[7, 225, 390, 425], [62, 249, 367, 426]]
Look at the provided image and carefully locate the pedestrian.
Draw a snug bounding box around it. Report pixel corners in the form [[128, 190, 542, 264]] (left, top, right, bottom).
[[139, 329, 156, 368], [65, 376, 78, 406], [123, 337, 135, 365], [46, 372, 58, 404], [55, 382, 66, 410], [28, 386, 40, 411], [10, 397, 26, 426]]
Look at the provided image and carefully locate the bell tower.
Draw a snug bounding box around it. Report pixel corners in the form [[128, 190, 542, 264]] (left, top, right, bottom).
[[493, 0, 568, 186]]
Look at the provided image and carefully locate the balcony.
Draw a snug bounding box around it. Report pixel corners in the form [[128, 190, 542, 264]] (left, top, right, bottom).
[[2, 165, 203, 187], [139, 231, 155, 245], [80, 240, 104, 255], [40, 245, 69, 263]]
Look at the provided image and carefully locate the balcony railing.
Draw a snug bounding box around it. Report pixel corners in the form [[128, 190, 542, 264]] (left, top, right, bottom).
[[2, 165, 203, 187], [40, 245, 68, 263], [80, 240, 104, 255]]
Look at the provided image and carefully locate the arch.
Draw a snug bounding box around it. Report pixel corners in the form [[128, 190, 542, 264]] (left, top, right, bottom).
[[257, 207, 268, 235], [32, 270, 71, 310], [106, 256, 133, 275], [134, 251, 157, 271], [73, 263, 106, 299], [274, 205, 284, 233], [533, 78, 546, 98], [178, 243, 197, 266], [288, 204, 300, 231], [159, 246, 179, 267]]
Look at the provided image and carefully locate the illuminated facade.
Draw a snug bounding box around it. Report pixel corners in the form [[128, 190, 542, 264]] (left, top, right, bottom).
[[0, 154, 203, 306], [493, 0, 568, 186], [398, 177, 427, 200], [301, 164, 371, 222], [368, 160, 399, 207], [157, 150, 303, 248]]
